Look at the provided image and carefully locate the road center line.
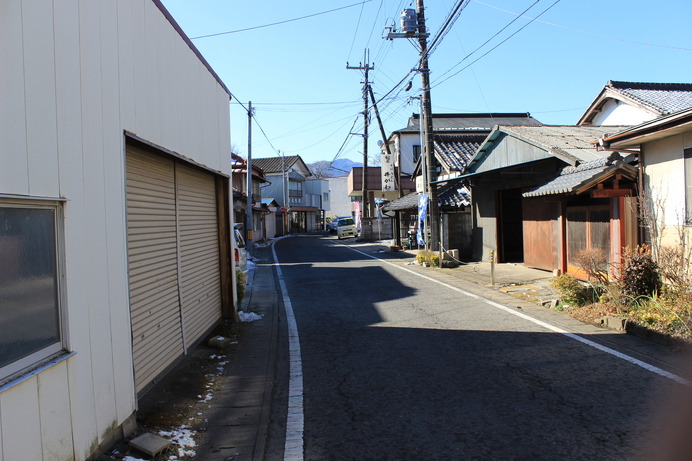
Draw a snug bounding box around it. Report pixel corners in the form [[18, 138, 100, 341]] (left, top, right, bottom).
[[347, 245, 690, 386], [272, 243, 305, 461]]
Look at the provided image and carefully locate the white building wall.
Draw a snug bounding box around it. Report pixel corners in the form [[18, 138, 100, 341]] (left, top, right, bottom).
[[326, 177, 353, 217], [590, 99, 658, 126], [0, 1, 231, 460], [396, 133, 420, 175], [643, 133, 692, 232]]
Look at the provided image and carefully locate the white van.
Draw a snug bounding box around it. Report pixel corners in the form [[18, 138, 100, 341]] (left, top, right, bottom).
[[336, 217, 357, 240]]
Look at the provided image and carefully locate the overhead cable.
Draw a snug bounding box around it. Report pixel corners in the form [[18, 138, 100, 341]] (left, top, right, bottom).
[[432, 0, 562, 89], [190, 0, 373, 40]]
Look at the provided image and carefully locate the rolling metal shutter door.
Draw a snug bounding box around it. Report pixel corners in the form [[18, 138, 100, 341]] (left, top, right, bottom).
[[126, 147, 184, 394], [176, 164, 222, 349]]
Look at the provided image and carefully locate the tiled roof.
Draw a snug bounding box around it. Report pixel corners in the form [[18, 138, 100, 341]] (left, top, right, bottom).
[[438, 182, 471, 207], [252, 156, 302, 174], [434, 134, 486, 172], [382, 184, 470, 212], [398, 113, 542, 133], [497, 125, 626, 164], [383, 192, 419, 211], [523, 155, 636, 197], [608, 81, 692, 115]]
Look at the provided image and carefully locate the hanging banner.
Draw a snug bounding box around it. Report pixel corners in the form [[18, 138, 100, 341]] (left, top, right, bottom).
[[417, 194, 428, 246], [381, 151, 396, 192], [353, 200, 361, 231]]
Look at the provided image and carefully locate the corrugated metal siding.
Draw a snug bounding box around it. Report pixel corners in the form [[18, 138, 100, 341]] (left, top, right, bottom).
[[126, 146, 222, 395], [126, 147, 184, 394], [176, 165, 222, 349]]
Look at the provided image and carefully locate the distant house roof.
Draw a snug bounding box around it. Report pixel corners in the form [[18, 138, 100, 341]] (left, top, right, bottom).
[[578, 81, 692, 125], [383, 192, 419, 211], [261, 198, 281, 207], [382, 184, 470, 212], [252, 155, 312, 176], [522, 154, 637, 198], [469, 125, 626, 173], [394, 113, 542, 134], [434, 134, 487, 173]]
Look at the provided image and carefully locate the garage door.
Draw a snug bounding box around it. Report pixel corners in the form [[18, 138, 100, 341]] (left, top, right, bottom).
[[176, 164, 222, 349], [126, 145, 222, 394]]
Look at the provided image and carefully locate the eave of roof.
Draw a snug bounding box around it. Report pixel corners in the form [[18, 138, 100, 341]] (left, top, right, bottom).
[[468, 125, 623, 173], [605, 107, 692, 148], [523, 157, 637, 198]]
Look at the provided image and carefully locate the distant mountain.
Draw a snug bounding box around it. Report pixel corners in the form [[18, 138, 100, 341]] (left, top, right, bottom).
[[309, 158, 362, 178]]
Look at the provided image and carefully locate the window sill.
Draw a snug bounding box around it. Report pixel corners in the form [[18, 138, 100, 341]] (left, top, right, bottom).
[[0, 351, 76, 393]]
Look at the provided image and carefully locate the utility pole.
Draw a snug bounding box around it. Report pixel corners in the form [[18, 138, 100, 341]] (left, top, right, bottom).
[[387, 1, 439, 250], [416, 0, 439, 251], [246, 101, 254, 256], [347, 51, 374, 218]]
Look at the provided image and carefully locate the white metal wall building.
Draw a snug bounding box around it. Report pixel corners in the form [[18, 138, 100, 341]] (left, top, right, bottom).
[[0, 1, 232, 460]]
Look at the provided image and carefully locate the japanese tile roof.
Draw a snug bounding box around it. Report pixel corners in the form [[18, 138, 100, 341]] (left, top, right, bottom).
[[438, 182, 471, 207], [252, 156, 308, 175], [397, 113, 542, 133], [495, 125, 627, 164], [383, 191, 419, 211], [522, 154, 637, 197], [434, 134, 487, 172], [608, 81, 692, 115], [382, 184, 470, 212]]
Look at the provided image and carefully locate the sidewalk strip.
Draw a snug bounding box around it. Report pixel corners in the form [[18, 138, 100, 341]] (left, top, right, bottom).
[[347, 246, 691, 387], [272, 244, 305, 461]]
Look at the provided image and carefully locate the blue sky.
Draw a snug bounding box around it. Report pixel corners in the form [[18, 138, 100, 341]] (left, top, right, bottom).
[[160, 0, 692, 165]]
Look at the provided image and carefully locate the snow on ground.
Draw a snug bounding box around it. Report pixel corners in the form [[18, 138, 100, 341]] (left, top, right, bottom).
[[159, 425, 197, 459], [238, 311, 263, 322]]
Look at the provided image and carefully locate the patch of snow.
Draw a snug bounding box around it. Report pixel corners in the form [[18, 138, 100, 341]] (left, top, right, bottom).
[[159, 426, 197, 459], [124, 457, 148, 461], [239, 311, 263, 322]]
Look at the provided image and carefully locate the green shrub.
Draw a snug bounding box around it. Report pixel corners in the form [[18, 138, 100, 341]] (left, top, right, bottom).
[[550, 274, 589, 306], [619, 245, 661, 303]]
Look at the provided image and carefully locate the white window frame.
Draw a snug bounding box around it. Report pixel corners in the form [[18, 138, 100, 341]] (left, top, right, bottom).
[[0, 197, 67, 383]]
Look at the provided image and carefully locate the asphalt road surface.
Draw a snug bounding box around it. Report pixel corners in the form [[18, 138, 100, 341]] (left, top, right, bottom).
[[265, 234, 688, 460]]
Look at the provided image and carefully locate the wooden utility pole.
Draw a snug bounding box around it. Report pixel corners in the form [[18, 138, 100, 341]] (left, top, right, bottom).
[[386, 1, 439, 249], [246, 101, 253, 255], [347, 51, 374, 218], [416, 0, 439, 251]]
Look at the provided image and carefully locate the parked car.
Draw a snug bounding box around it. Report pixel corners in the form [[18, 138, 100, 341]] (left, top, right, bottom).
[[329, 216, 351, 233], [336, 217, 357, 240], [234, 227, 248, 278]]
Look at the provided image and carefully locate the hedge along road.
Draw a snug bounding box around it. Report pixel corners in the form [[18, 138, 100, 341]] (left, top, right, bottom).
[[267, 233, 690, 461]]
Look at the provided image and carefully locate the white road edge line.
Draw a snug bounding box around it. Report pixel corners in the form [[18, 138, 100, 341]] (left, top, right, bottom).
[[347, 246, 691, 387], [272, 243, 305, 461]]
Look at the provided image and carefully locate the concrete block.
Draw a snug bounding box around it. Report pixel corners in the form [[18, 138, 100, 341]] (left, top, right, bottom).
[[129, 433, 172, 456]]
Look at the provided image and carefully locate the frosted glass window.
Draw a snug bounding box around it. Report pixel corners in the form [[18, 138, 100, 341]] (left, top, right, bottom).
[[0, 206, 61, 377]]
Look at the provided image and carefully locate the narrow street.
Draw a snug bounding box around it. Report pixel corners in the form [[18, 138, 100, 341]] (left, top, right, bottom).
[[264, 234, 687, 460]]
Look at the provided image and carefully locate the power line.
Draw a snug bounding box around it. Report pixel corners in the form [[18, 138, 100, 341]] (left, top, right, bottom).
[[427, 0, 472, 57], [190, 0, 373, 40], [473, 0, 692, 53], [433, 0, 541, 85], [432, 0, 562, 89]]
